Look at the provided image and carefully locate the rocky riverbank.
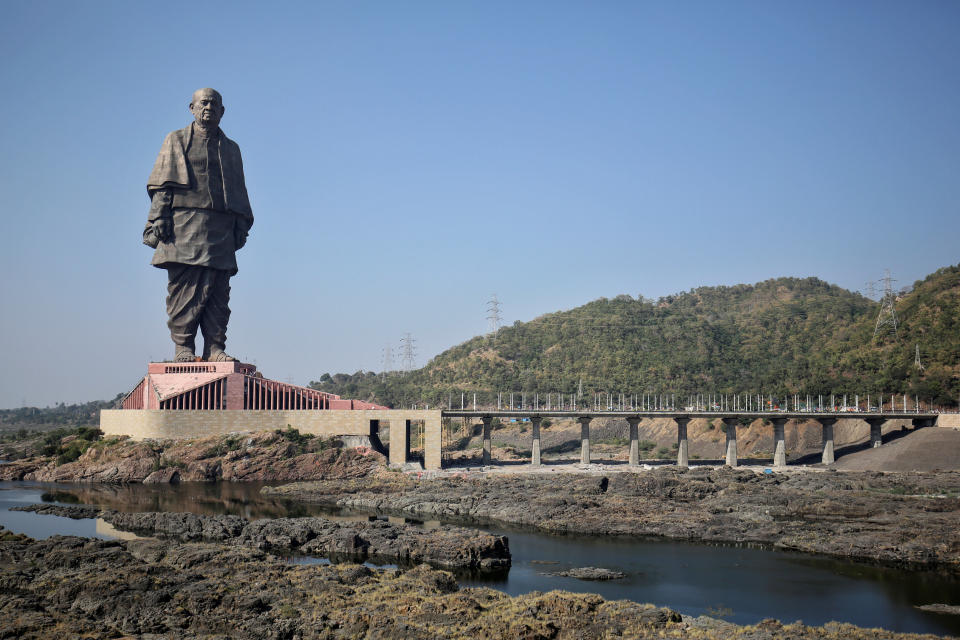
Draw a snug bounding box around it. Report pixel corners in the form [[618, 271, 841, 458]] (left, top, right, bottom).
[[12, 503, 509, 571], [0, 429, 381, 483], [0, 529, 950, 640], [264, 467, 960, 572]]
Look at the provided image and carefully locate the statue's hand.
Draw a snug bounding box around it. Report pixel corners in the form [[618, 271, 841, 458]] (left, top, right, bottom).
[[235, 227, 248, 249], [155, 218, 172, 241]]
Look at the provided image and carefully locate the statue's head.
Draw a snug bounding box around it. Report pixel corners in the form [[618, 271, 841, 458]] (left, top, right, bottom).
[[190, 88, 225, 128]]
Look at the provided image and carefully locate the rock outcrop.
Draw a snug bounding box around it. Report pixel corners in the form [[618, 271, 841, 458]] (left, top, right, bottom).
[[551, 566, 627, 580], [14, 504, 510, 571], [0, 430, 383, 483]]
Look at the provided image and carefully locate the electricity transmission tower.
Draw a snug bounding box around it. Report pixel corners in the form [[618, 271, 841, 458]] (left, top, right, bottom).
[[873, 269, 898, 339], [486, 294, 503, 335], [381, 344, 394, 381], [400, 333, 417, 372], [915, 344, 925, 371]]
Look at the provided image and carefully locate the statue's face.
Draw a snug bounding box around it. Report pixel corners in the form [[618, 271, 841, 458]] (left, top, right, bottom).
[[190, 89, 224, 128]]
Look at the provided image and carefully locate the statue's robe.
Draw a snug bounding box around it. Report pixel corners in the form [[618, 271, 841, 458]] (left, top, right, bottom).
[[144, 124, 253, 275]]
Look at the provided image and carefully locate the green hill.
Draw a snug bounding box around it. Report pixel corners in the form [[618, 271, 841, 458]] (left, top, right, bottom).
[[311, 264, 960, 409], [0, 396, 122, 434]]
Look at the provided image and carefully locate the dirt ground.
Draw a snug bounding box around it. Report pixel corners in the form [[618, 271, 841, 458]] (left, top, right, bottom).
[[834, 426, 960, 471]]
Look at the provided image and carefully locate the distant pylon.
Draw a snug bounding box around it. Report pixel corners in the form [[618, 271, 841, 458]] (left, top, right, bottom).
[[915, 344, 925, 371], [486, 294, 502, 335], [400, 333, 417, 372], [873, 269, 898, 339], [381, 344, 394, 381]]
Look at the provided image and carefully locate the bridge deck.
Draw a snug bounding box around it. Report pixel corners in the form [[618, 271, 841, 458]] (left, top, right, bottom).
[[441, 410, 939, 420]]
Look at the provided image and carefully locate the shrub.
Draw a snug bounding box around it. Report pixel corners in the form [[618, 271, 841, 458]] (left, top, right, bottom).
[[56, 440, 91, 465], [76, 427, 103, 441]]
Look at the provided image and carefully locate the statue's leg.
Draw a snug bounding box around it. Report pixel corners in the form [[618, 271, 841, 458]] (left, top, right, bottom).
[[200, 269, 234, 361], [166, 265, 206, 360]]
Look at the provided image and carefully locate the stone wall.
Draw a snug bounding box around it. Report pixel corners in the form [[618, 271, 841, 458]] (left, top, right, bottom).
[[100, 409, 443, 469], [936, 414, 960, 429]]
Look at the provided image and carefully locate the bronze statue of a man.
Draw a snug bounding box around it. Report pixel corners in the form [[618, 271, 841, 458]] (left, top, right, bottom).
[[143, 88, 253, 362]]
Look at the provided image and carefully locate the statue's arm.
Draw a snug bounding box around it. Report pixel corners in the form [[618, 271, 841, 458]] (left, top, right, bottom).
[[143, 190, 173, 247], [232, 145, 252, 249], [234, 215, 251, 250]]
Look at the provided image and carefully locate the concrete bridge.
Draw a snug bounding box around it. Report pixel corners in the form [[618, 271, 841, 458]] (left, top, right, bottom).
[[439, 410, 943, 469]]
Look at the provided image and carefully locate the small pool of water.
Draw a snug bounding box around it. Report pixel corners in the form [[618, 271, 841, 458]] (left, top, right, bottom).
[[1, 481, 958, 635]]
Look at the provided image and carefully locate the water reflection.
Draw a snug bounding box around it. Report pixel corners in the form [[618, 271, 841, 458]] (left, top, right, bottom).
[[1, 481, 958, 635], [35, 481, 319, 520]]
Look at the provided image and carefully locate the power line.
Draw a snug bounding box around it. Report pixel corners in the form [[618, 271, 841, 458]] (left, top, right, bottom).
[[486, 294, 502, 335]]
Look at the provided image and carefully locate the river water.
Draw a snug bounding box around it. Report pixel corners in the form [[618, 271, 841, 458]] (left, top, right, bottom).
[[1, 480, 958, 636]]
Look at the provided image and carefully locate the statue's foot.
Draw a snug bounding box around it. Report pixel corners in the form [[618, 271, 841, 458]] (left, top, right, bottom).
[[207, 348, 236, 362], [174, 346, 197, 362]]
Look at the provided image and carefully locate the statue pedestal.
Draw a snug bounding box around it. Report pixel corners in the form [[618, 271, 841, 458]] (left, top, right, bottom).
[[120, 361, 384, 411], [99, 362, 444, 470]]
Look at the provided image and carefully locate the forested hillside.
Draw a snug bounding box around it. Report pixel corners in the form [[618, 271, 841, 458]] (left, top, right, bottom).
[[311, 265, 960, 409], [0, 396, 122, 434]]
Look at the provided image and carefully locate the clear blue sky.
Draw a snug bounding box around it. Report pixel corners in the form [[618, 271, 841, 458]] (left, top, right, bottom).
[[1, 1, 958, 408]]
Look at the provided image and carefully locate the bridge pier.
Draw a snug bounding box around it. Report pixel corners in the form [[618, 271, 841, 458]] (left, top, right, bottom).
[[723, 418, 738, 467], [867, 418, 884, 448], [772, 418, 787, 469], [676, 417, 690, 468], [481, 416, 492, 465], [627, 417, 641, 466], [820, 417, 836, 464], [579, 417, 592, 464], [530, 416, 542, 466], [389, 418, 411, 466]]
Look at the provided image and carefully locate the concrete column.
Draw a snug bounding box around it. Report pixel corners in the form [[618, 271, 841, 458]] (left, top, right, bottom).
[[675, 417, 690, 468], [481, 416, 492, 466], [867, 418, 884, 448], [388, 418, 410, 466], [627, 417, 641, 466], [723, 418, 738, 467], [579, 417, 592, 464], [530, 416, 542, 466], [821, 418, 836, 465], [424, 413, 442, 471], [772, 418, 787, 469]]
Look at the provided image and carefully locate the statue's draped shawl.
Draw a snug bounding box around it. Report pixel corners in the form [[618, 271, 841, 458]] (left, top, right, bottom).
[[147, 124, 253, 221]]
